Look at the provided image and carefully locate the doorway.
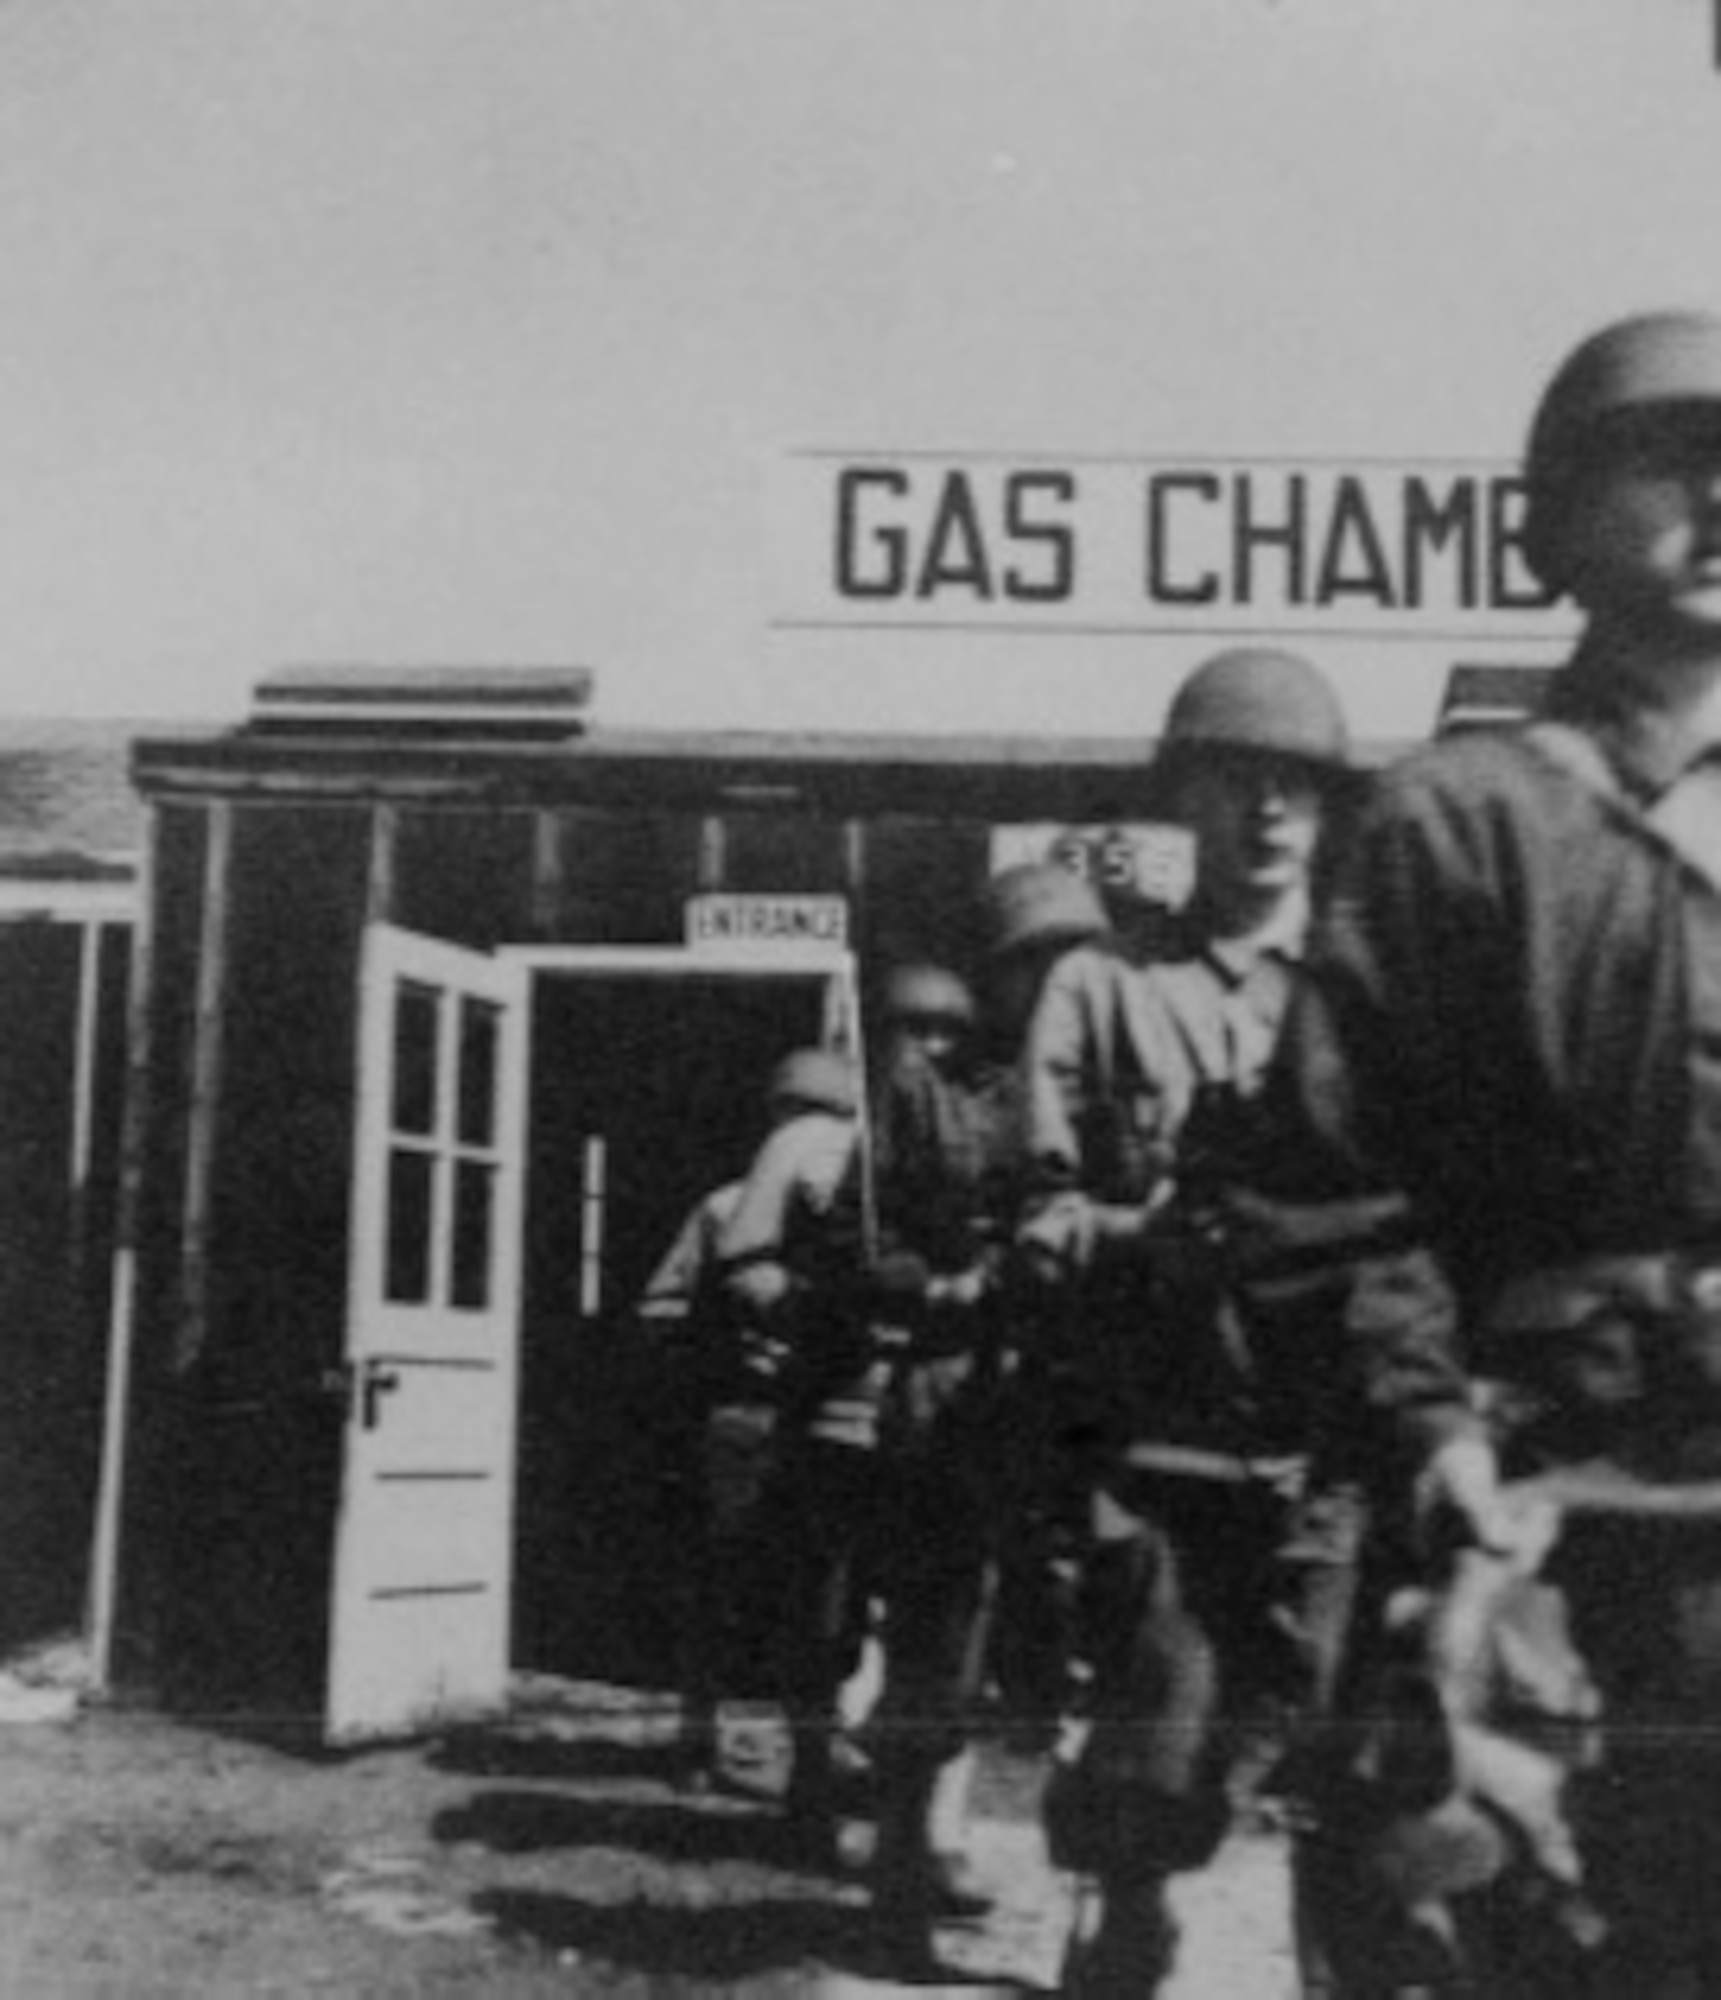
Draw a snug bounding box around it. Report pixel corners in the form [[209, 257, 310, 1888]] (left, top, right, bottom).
[[508, 946, 857, 1685]]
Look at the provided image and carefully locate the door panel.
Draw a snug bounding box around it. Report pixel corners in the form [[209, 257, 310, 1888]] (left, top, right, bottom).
[[325, 924, 527, 1743]]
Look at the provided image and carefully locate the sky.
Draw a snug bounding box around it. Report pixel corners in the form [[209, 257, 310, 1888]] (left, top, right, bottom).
[[1, 0, 1719, 742]]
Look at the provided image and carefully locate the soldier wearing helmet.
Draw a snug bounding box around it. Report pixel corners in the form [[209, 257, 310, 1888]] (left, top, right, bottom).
[[862, 955, 1015, 1958], [877, 960, 978, 1084], [982, 861, 1111, 1051], [1150, 645, 1356, 936], [1015, 646, 1356, 1992], [973, 863, 1117, 1735], [1254, 312, 1721, 1992], [701, 1045, 880, 1847], [861, 887, 1115, 1968], [635, 1046, 862, 1791], [766, 1045, 860, 1122]]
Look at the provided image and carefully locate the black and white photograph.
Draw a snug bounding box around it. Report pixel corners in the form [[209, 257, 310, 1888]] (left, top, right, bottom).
[[3, 3, 1721, 1992]]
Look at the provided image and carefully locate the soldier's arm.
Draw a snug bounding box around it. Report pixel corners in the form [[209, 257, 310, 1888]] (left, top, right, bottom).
[[637, 1187, 731, 1326], [1016, 952, 1175, 1283], [707, 1115, 862, 1394], [1255, 802, 1488, 1487], [713, 1119, 824, 1319]]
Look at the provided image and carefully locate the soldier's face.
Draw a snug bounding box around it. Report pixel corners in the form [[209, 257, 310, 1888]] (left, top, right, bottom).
[[1563, 408, 1721, 636], [1177, 752, 1323, 910], [891, 1014, 965, 1077]]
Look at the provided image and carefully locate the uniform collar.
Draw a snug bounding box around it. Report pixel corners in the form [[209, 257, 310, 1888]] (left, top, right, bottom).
[[1200, 888, 1309, 985]]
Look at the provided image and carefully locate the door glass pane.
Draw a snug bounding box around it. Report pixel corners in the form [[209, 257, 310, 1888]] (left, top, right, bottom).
[[385, 1148, 435, 1302], [392, 983, 441, 1136], [458, 998, 499, 1148], [451, 1159, 494, 1310]]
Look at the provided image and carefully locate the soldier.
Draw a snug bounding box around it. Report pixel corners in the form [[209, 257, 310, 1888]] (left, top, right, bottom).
[[1261, 311, 1721, 1994], [636, 1048, 859, 1788], [861, 962, 995, 1950], [972, 865, 1118, 1743], [1016, 646, 1358, 1992], [710, 1045, 874, 1849], [865, 888, 1110, 1965]]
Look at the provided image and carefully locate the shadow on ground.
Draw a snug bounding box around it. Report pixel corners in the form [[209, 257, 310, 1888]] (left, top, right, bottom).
[[433, 1787, 841, 1874], [430, 1729, 703, 1786], [476, 1887, 1011, 1988]]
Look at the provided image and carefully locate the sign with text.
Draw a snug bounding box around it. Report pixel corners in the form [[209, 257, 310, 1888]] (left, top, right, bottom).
[[771, 453, 1573, 645], [685, 894, 850, 951], [990, 823, 1195, 910]]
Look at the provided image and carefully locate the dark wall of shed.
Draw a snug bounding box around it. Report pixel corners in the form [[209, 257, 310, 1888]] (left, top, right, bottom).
[[32, 921, 132, 1650], [162, 805, 370, 1714], [0, 925, 85, 1647], [113, 804, 210, 1692], [394, 807, 539, 947], [720, 814, 846, 895], [540, 809, 705, 943], [857, 817, 994, 984], [389, 798, 1006, 971]]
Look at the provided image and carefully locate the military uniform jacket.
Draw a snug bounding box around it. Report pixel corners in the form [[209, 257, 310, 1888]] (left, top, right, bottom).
[[1020, 924, 1319, 1453], [1271, 653, 1721, 1461]]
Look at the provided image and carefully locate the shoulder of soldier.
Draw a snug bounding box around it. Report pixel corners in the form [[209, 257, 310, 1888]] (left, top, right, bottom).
[[1030, 938, 1190, 1085], [1024, 941, 1139, 1058], [1339, 728, 1567, 881], [742, 1109, 855, 1189], [718, 1112, 858, 1258], [1037, 934, 1138, 1003], [1134, 952, 1219, 1005], [1368, 725, 1552, 818]]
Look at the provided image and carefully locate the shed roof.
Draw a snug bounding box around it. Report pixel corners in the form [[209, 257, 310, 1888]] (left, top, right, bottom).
[[134, 718, 1182, 821], [0, 718, 146, 876], [134, 712, 1424, 823], [0, 659, 1557, 870]]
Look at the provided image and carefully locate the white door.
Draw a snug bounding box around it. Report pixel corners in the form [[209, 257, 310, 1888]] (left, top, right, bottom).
[[326, 923, 528, 1743]]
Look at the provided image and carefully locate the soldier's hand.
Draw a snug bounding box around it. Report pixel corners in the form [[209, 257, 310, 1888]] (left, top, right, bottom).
[[1016, 1187, 1174, 1283], [724, 1261, 793, 1319], [1088, 1184, 1180, 1267], [929, 1263, 988, 1309]]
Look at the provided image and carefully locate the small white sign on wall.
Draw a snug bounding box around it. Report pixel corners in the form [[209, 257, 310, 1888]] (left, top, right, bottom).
[[685, 894, 851, 951], [990, 823, 1196, 910]]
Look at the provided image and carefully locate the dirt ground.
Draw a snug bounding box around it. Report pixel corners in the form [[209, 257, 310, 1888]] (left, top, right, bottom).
[[0, 1657, 1300, 1998]]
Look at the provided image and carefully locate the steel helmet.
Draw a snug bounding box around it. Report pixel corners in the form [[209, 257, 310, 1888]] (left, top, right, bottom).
[[1524, 310, 1721, 593], [1157, 648, 1351, 773], [766, 1047, 857, 1119], [880, 962, 977, 1029], [982, 863, 1109, 959]]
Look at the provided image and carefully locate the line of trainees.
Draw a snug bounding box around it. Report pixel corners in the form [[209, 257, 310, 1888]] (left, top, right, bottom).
[[632, 308, 1721, 1998]]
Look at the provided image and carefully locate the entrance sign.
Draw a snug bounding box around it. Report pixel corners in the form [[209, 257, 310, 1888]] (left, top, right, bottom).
[[326, 923, 528, 1743], [686, 893, 850, 951]]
